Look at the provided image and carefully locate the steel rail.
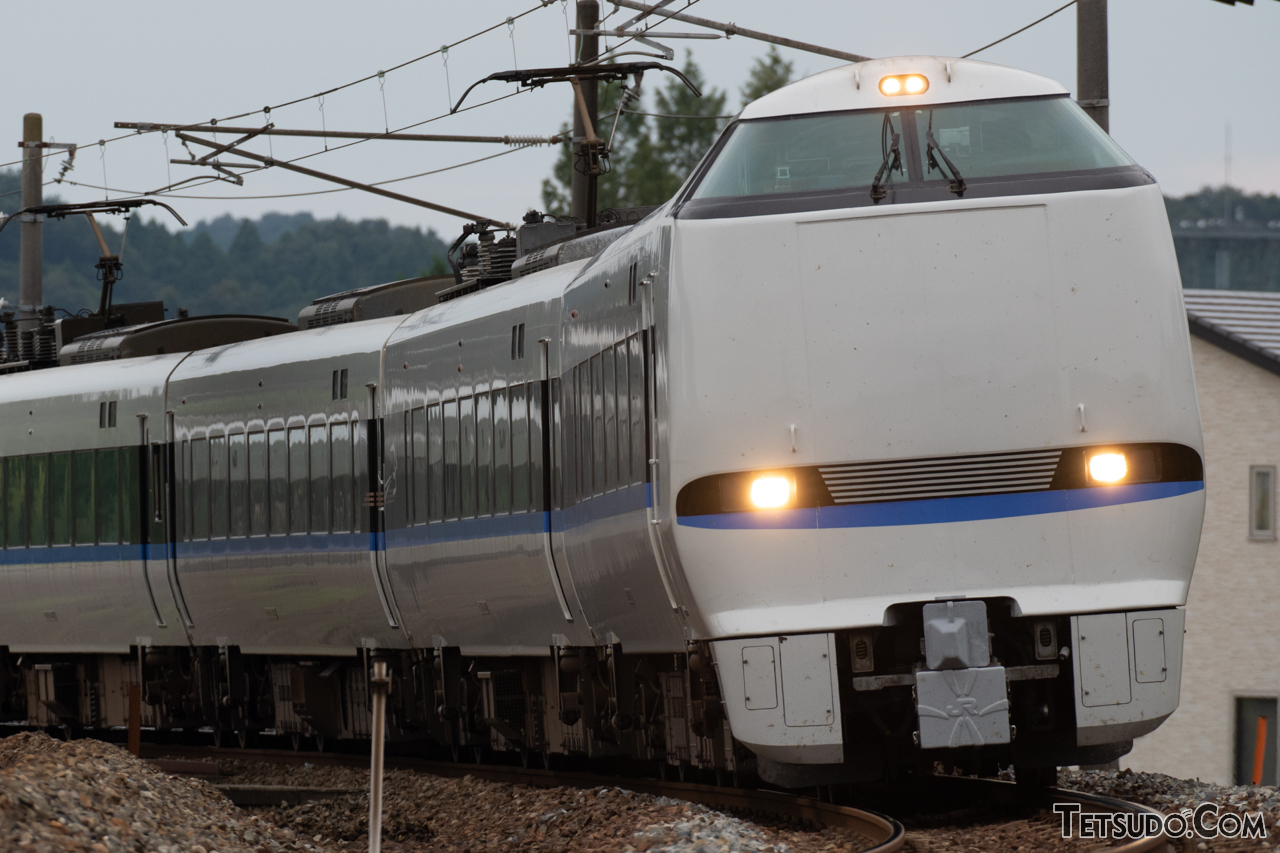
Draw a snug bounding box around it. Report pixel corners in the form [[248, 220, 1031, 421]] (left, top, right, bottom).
[[142, 745, 905, 852], [142, 745, 1175, 852], [917, 775, 1172, 853]]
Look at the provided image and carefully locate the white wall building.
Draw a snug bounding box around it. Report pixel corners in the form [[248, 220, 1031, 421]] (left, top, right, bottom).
[[1125, 289, 1280, 786]]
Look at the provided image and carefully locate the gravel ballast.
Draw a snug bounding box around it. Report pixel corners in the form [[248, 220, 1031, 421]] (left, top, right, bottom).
[[227, 759, 872, 852], [11, 731, 1278, 852], [1058, 767, 1280, 851], [0, 732, 326, 853]]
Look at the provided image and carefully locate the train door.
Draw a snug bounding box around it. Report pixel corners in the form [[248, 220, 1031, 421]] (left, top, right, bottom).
[[159, 412, 194, 628], [540, 341, 578, 624], [639, 239, 682, 613], [136, 416, 169, 629], [365, 384, 404, 629]]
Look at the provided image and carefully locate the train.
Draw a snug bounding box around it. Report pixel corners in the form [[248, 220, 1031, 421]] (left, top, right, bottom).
[[0, 54, 1203, 786]]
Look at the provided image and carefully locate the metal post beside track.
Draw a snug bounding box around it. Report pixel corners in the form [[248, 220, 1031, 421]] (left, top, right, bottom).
[[1076, 0, 1109, 133], [18, 113, 43, 362], [570, 0, 600, 227], [127, 683, 142, 757], [368, 659, 391, 853]]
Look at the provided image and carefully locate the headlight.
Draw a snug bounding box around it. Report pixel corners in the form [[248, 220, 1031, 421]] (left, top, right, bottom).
[[749, 475, 793, 509], [879, 74, 929, 96], [1087, 452, 1128, 483]]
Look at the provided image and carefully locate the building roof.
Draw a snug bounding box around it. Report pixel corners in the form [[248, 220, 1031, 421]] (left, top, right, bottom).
[[1185, 289, 1280, 377]]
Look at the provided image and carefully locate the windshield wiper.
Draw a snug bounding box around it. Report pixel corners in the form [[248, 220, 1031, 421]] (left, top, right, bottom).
[[869, 113, 903, 202], [924, 111, 967, 196]]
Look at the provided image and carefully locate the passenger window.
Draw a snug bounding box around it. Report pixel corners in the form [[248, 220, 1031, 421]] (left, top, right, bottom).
[[5, 457, 25, 548], [591, 355, 605, 496], [477, 391, 492, 516], [427, 404, 444, 523], [615, 343, 630, 488], [180, 441, 189, 540], [109, 401, 117, 428], [352, 418, 368, 534], [209, 436, 228, 539], [460, 396, 476, 518], [602, 347, 617, 493], [122, 448, 141, 546], [493, 387, 511, 515], [51, 452, 71, 546], [268, 428, 288, 535], [560, 375, 576, 507], [577, 364, 592, 498], [29, 454, 48, 547], [309, 425, 329, 533], [288, 427, 308, 534], [229, 433, 247, 538], [331, 422, 353, 533], [511, 384, 529, 514], [550, 378, 564, 510], [248, 431, 268, 536], [629, 334, 646, 486], [443, 399, 460, 520], [529, 381, 544, 512], [97, 448, 121, 545], [190, 439, 209, 541], [410, 408, 427, 525], [332, 369, 349, 401], [73, 451, 95, 545]]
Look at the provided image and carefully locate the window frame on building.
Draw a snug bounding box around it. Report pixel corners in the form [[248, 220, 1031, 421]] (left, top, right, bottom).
[[1250, 464, 1276, 540]]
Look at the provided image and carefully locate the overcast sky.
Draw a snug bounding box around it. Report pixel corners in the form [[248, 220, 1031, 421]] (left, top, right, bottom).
[[7, 0, 1278, 237]]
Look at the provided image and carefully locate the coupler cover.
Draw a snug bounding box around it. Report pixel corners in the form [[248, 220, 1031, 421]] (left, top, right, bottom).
[[916, 666, 1011, 748]]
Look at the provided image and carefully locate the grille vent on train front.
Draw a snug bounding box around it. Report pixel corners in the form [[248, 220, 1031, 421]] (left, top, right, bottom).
[[818, 449, 1063, 504]]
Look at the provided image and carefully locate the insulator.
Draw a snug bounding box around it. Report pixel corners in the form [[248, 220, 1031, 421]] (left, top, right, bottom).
[[503, 135, 548, 148], [2, 319, 17, 363], [35, 324, 57, 363]]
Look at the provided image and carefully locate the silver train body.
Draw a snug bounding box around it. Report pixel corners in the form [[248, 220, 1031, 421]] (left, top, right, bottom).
[[0, 56, 1202, 782]]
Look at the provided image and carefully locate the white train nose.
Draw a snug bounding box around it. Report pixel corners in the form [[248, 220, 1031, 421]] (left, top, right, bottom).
[[796, 204, 1060, 462]]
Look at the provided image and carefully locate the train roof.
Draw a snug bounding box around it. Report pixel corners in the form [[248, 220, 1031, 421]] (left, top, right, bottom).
[[740, 56, 1069, 121], [0, 352, 186, 407], [387, 257, 589, 346], [169, 313, 408, 382]]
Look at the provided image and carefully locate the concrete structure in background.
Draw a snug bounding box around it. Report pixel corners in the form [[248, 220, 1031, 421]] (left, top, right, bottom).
[[1125, 289, 1280, 785]]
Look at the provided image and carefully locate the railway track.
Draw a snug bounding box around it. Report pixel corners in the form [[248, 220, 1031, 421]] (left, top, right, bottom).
[[140, 744, 1175, 852]]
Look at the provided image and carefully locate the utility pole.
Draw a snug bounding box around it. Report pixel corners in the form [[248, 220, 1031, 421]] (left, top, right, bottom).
[[1076, 0, 1109, 133], [570, 0, 600, 225], [19, 113, 43, 361]]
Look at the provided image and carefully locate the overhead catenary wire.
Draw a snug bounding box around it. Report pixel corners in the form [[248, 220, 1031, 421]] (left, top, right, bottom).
[[55, 145, 529, 203], [962, 0, 1078, 58], [623, 108, 732, 120], [148, 90, 528, 184], [0, 0, 555, 172], [596, 0, 706, 62], [607, 0, 869, 64]]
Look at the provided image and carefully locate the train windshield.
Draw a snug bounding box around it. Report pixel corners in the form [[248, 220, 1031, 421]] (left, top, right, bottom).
[[690, 95, 1134, 201]]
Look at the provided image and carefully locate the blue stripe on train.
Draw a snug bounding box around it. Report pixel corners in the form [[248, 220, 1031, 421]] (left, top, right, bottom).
[[675, 480, 1205, 530], [0, 482, 1198, 564], [0, 483, 658, 564]]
